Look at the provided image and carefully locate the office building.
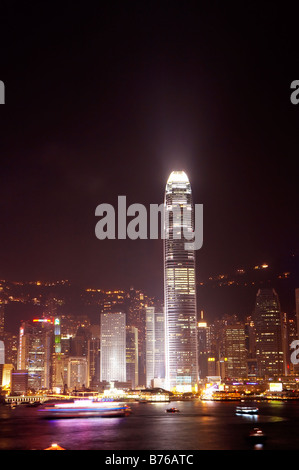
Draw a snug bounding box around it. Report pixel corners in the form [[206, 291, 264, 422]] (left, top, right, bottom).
[[197, 311, 211, 380], [0, 340, 4, 364], [67, 356, 88, 390], [18, 318, 53, 391], [11, 370, 28, 395], [223, 323, 247, 378], [164, 170, 198, 392], [126, 326, 138, 389], [100, 312, 126, 383], [145, 307, 165, 387], [253, 288, 284, 378]]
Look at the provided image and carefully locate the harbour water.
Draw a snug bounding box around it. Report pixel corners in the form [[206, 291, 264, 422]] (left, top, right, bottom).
[[0, 400, 298, 451]]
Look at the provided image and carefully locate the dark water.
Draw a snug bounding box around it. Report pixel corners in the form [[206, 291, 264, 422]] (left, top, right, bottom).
[[1, 400, 299, 450]]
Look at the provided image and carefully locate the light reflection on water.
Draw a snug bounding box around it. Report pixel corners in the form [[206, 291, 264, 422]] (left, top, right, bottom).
[[0, 400, 298, 450]]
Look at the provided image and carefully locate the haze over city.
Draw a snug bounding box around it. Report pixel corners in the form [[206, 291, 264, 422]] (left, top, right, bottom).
[[0, 3, 298, 301]]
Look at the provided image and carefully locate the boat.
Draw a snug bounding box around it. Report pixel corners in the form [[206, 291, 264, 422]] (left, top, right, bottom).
[[248, 428, 266, 443], [38, 399, 131, 419], [165, 407, 180, 413], [236, 406, 259, 415]]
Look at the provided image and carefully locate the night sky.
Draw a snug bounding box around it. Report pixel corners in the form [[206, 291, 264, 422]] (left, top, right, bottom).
[[0, 2, 298, 300]]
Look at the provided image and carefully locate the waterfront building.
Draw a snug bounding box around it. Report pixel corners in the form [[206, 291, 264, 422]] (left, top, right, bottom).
[[164, 170, 198, 392], [253, 288, 284, 378], [11, 369, 28, 395], [126, 288, 153, 387], [145, 307, 165, 387], [223, 323, 247, 378], [197, 311, 211, 380], [88, 335, 101, 390], [0, 340, 4, 364], [1, 364, 14, 388], [67, 356, 88, 390], [126, 326, 138, 389], [100, 312, 126, 383], [17, 318, 53, 391]]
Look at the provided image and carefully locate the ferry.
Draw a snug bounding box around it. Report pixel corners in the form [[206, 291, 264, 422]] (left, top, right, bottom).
[[248, 428, 266, 443], [39, 399, 131, 419], [236, 406, 259, 415], [165, 407, 180, 413]]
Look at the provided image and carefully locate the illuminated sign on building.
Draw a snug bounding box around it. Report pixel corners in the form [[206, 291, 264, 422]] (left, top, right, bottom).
[[269, 382, 283, 392]]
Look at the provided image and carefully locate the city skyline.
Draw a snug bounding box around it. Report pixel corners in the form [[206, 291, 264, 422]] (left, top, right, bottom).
[[1, 1, 299, 452], [0, 171, 296, 396]]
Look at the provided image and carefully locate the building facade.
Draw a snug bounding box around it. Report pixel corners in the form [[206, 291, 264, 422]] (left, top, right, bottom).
[[164, 170, 198, 392], [223, 323, 247, 378], [126, 326, 139, 389], [145, 307, 165, 387], [253, 288, 284, 378], [100, 312, 126, 383], [18, 318, 53, 391]]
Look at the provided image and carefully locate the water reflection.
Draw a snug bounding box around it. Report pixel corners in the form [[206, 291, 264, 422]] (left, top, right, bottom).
[[0, 400, 297, 450]]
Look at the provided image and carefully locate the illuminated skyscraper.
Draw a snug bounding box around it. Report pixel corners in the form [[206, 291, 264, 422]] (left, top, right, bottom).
[[100, 312, 126, 383], [164, 171, 198, 392], [126, 326, 138, 389], [223, 323, 247, 378], [145, 307, 165, 387], [17, 318, 53, 390], [0, 340, 4, 364], [253, 288, 284, 378]]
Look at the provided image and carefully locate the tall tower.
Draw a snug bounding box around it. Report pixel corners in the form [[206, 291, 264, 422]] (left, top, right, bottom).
[[253, 288, 284, 378], [164, 171, 198, 392], [100, 312, 126, 383], [145, 307, 165, 388]]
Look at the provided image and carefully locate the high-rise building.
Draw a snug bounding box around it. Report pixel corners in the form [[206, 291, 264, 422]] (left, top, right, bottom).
[[253, 288, 284, 378], [88, 326, 101, 390], [223, 323, 247, 378], [197, 311, 211, 380], [100, 312, 126, 383], [145, 307, 165, 387], [164, 170, 198, 392], [67, 356, 88, 390], [0, 302, 5, 334], [0, 340, 4, 364], [18, 318, 53, 391], [126, 326, 139, 389]]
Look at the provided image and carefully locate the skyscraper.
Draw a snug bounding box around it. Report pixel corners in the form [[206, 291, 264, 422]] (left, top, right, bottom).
[[100, 312, 126, 383], [197, 311, 211, 380], [253, 288, 284, 378], [126, 326, 138, 389], [18, 318, 53, 391], [164, 171, 198, 392], [223, 323, 247, 378], [145, 307, 165, 387]]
